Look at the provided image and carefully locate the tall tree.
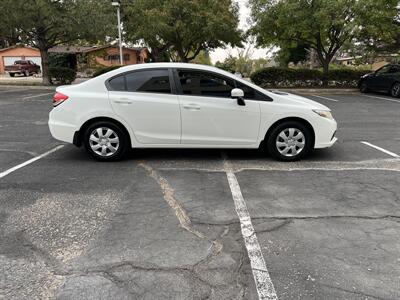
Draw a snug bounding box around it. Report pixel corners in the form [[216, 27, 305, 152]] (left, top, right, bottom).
[[250, 0, 399, 82], [3, 0, 114, 85], [123, 0, 243, 62], [0, 0, 21, 48]]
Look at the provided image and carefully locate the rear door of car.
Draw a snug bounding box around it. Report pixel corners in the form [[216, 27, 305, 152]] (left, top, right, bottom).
[[108, 68, 181, 144]]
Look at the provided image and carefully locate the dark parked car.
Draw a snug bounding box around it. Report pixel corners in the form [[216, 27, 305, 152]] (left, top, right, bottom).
[[358, 64, 400, 97], [4, 60, 41, 77]]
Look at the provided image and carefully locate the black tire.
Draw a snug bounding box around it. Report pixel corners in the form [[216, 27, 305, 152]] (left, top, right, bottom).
[[83, 121, 129, 161], [390, 82, 400, 98], [359, 81, 369, 93], [9, 73, 15, 77], [266, 121, 313, 162], [23, 70, 29, 77]]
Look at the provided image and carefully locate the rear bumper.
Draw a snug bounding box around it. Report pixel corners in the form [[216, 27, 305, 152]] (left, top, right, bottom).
[[48, 110, 76, 144]]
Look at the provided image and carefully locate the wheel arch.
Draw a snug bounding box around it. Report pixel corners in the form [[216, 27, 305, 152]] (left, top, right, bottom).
[[74, 116, 132, 147], [261, 117, 315, 148]]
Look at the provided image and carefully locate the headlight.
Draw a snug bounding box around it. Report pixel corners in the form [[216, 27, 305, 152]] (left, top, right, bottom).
[[313, 110, 333, 119]]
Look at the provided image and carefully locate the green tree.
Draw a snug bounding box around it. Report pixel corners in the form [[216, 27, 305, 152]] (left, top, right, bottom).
[[356, 2, 400, 53], [190, 51, 212, 65], [250, 0, 399, 83], [215, 56, 237, 73], [3, 0, 114, 84], [0, 0, 20, 48], [123, 0, 243, 62], [276, 42, 310, 67]]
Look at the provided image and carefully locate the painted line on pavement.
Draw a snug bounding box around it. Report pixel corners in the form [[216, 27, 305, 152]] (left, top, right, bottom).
[[364, 95, 400, 103], [222, 153, 278, 300], [22, 92, 53, 100], [0, 145, 64, 178], [0, 89, 26, 94], [312, 95, 339, 102], [361, 142, 399, 158]]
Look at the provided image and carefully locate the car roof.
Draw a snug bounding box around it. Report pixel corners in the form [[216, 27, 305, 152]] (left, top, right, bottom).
[[115, 62, 226, 73]]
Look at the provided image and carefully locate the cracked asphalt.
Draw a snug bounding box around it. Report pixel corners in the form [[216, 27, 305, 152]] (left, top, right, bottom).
[[0, 87, 399, 300]]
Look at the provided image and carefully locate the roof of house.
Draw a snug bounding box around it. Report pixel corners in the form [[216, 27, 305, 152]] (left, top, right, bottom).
[[0, 45, 39, 52], [48, 45, 95, 54], [0, 44, 147, 54], [80, 44, 147, 53]]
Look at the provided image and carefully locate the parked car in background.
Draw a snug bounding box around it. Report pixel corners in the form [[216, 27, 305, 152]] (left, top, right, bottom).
[[4, 60, 41, 77], [359, 64, 400, 97], [49, 63, 337, 162]]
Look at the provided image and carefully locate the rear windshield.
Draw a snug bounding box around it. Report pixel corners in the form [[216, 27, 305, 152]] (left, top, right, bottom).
[[15, 60, 27, 64]]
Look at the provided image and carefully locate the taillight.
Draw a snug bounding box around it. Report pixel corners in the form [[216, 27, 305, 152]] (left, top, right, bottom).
[[53, 92, 69, 107]]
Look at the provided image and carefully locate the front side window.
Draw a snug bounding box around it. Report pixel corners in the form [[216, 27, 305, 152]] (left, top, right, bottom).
[[178, 70, 235, 98], [235, 81, 269, 100], [388, 66, 400, 74], [126, 69, 171, 94]]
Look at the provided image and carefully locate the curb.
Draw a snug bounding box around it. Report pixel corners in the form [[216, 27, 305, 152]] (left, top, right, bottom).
[[273, 88, 359, 95], [0, 84, 55, 90]]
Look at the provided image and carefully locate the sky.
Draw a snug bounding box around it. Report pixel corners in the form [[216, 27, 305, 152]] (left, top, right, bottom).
[[209, 0, 272, 64]]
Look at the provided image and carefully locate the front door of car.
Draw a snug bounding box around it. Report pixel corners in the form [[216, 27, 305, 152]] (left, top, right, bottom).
[[108, 69, 181, 144], [175, 69, 261, 146]]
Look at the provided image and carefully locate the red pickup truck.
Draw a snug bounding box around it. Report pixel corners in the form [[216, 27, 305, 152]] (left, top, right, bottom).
[[5, 60, 41, 77]]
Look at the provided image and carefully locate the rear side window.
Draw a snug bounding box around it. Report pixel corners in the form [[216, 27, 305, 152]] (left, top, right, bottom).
[[178, 70, 235, 98], [126, 69, 171, 94], [108, 75, 126, 91], [107, 69, 172, 94]]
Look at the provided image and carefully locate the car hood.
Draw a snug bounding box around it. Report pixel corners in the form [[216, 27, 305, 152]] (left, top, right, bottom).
[[268, 90, 331, 110]]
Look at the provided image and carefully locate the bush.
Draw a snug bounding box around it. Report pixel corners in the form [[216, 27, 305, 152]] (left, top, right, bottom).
[[48, 67, 77, 85], [92, 66, 121, 77], [48, 53, 76, 69], [250, 67, 370, 88]]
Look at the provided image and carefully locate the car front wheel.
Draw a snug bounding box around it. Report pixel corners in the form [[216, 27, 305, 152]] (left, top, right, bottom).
[[266, 121, 312, 161], [83, 121, 128, 161], [390, 82, 400, 98]]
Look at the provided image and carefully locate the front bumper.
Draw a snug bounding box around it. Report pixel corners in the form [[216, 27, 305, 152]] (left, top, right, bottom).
[[314, 118, 338, 149]]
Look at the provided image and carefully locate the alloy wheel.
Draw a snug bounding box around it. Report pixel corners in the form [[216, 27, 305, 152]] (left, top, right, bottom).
[[391, 83, 400, 97], [89, 127, 120, 157], [275, 128, 305, 157]]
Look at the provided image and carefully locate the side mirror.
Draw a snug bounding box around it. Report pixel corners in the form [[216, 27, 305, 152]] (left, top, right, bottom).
[[231, 88, 246, 106]]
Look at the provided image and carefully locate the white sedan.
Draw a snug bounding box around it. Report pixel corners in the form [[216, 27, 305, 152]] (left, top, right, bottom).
[[48, 63, 337, 161]]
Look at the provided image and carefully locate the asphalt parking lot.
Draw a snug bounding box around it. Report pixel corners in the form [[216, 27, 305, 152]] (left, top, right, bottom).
[[1, 87, 399, 300]]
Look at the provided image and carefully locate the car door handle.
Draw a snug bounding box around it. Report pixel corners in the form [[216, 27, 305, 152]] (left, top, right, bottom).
[[113, 98, 132, 104], [183, 104, 201, 110]]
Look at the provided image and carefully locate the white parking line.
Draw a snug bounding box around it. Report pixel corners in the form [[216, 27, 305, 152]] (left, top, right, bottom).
[[312, 95, 339, 102], [0, 89, 26, 94], [222, 154, 278, 300], [361, 142, 399, 158], [22, 92, 53, 100], [0, 145, 64, 178], [364, 95, 400, 103]]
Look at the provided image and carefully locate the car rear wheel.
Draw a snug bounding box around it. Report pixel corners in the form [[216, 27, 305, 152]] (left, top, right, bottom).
[[83, 121, 128, 161], [390, 82, 400, 98], [266, 121, 312, 161], [359, 82, 369, 93], [9, 73, 15, 77]]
